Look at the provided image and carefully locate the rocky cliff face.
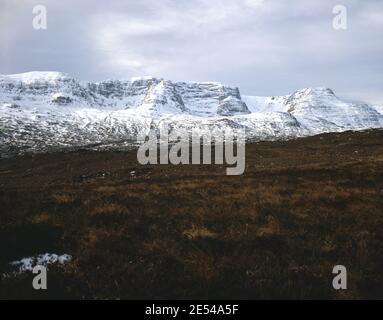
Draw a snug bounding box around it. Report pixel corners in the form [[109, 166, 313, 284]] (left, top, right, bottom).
[[0, 72, 249, 116], [1, 71, 382, 155]]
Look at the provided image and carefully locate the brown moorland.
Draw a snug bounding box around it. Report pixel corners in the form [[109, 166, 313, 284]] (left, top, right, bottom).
[[0, 129, 383, 299]]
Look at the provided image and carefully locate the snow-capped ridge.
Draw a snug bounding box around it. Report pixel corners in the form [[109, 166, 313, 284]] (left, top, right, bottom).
[[1, 71, 72, 83], [1, 71, 382, 155]]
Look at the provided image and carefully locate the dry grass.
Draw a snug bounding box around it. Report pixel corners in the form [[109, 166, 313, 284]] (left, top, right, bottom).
[[183, 225, 217, 240], [1, 129, 383, 299], [51, 193, 77, 204], [91, 202, 128, 215]]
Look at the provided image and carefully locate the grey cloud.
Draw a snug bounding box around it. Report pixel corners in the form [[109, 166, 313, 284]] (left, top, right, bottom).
[[0, 0, 382, 104]]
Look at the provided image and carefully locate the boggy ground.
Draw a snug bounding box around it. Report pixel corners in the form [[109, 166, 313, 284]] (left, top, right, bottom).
[[0, 129, 383, 299]]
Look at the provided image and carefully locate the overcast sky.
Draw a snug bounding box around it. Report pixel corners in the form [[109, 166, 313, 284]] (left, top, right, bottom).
[[0, 0, 382, 104]]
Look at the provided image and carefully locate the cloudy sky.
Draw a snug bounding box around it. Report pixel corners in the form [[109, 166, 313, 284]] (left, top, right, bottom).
[[0, 0, 382, 104]]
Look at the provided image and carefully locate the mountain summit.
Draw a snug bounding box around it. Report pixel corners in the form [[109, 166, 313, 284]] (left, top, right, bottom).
[[1, 72, 382, 155]]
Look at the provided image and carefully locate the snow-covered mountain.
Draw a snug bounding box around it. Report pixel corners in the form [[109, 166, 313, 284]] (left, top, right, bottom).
[[1, 71, 382, 155], [372, 104, 383, 115]]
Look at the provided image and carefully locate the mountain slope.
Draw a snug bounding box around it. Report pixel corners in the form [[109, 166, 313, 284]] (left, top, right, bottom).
[[1, 72, 382, 155]]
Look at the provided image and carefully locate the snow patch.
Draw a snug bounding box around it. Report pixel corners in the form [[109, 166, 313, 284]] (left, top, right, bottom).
[[2, 253, 72, 279]]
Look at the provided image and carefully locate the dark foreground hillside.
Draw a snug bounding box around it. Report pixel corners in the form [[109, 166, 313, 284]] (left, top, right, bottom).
[[1, 129, 383, 299]]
